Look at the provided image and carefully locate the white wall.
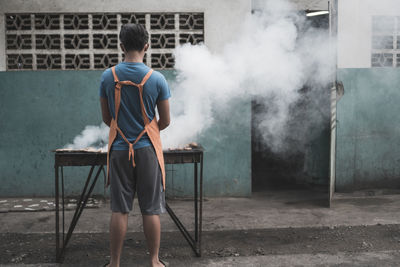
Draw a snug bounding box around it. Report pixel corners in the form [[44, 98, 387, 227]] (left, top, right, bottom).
[[252, 0, 329, 11], [0, 0, 251, 71], [338, 0, 400, 68]]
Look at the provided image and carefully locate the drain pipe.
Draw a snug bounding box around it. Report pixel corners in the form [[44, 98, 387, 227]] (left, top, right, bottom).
[[328, 0, 338, 207]]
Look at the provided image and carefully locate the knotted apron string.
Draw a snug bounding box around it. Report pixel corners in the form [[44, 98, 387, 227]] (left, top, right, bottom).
[[115, 126, 148, 168], [128, 143, 135, 167]]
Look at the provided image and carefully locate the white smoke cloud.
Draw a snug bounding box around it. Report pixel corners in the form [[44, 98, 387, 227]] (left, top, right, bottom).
[[65, 0, 334, 153], [64, 123, 108, 151], [162, 1, 334, 151]]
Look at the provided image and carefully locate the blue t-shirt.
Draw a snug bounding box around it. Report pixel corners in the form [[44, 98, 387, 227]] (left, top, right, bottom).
[[99, 62, 171, 150]]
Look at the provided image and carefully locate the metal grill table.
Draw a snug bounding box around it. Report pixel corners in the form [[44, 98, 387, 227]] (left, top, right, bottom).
[[54, 148, 203, 262]]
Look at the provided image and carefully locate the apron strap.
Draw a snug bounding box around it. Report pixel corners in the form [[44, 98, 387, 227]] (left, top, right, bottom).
[[111, 67, 153, 124], [138, 85, 149, 125], [140, 69, 153, 86], [111, 66, 152, 86], [111, 66, 119, 82], [137, 69, 153, 125], [111, 66, 122, 121], [109, 66, 154, 168], [114, 84, 122, 121]]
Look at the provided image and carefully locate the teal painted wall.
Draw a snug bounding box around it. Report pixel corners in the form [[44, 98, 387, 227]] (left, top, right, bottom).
[[0, 70, 251, 197], [336, 68, 400, 191], [166, 98, 251, 197]]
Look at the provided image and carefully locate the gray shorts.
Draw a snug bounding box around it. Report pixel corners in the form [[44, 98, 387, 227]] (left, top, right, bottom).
[[109, 146, 166, 215]]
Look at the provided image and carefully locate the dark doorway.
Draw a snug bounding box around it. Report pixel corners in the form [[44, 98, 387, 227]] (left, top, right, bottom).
[[251, 13, 331, 192]]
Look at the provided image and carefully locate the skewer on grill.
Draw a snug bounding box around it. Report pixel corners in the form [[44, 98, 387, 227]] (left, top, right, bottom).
[[56, 142, 200, 153], [168, 142, 199, 151]]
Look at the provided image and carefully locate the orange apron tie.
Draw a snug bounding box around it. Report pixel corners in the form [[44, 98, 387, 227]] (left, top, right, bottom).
[[106, 66, 166, 190], [128, 143, 135, 167]]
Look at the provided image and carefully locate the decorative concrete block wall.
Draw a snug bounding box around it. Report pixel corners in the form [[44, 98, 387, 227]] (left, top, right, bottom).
[[0, 0, 252, 197]]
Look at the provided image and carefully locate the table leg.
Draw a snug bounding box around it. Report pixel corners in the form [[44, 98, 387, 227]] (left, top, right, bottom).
[[62, 165, 103, 252], [166, 154, 204, 257], [61, 167, 65, 244], [199, 154, 203, 256], [67, 165, 95, 233], [56, 165, 103, 262], [55, 165, 60, 262], [166, 202, 196, 250], [194, 162, 198, 244]]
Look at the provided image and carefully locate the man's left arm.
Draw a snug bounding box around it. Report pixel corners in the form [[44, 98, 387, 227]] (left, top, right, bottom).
[[157, 99, 170, 131], [156, 73, 171, 131]]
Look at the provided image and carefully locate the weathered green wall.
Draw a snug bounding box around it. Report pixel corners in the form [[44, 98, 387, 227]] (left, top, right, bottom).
[[166, 98, 251, 197], [336, 68, 400, 191], [0, 70, 251, 197]]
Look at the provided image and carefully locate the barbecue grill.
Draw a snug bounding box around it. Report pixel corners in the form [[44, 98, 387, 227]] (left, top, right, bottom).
[[54, 146, 204, 262]]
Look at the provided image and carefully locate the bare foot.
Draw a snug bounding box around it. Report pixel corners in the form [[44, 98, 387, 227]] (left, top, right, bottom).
[[151, 260, 166, 267]]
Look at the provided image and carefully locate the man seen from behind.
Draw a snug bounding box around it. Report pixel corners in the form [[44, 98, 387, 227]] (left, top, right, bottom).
[[99, 23, 171, 267]]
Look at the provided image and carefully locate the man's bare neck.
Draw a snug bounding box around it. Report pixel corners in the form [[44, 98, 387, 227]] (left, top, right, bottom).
[[123, 52, 144, 63]]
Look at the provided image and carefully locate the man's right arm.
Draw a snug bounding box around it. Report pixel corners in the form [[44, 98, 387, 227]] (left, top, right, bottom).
[[157, 99, 170, 131], [100, 97, 112, 127], [99, 70, 112, 126]]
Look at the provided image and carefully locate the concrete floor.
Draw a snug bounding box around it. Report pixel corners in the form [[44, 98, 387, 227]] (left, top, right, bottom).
[[2, 189, 400, 266], [2, 251, 400, 267], [1, 189, 400, 234]]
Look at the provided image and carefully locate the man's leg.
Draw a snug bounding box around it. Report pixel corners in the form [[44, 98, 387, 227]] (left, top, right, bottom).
[[109, 212, 128, 267], [108, 150, 135, 267], [143, 214, 163, 266], [136, 146, 167, 267]]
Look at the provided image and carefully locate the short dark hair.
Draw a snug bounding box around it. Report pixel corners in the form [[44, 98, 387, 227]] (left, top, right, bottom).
[[119, 23, 149, 52]]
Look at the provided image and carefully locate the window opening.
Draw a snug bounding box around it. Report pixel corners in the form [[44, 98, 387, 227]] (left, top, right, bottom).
[[5, 12, 204, 70]]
